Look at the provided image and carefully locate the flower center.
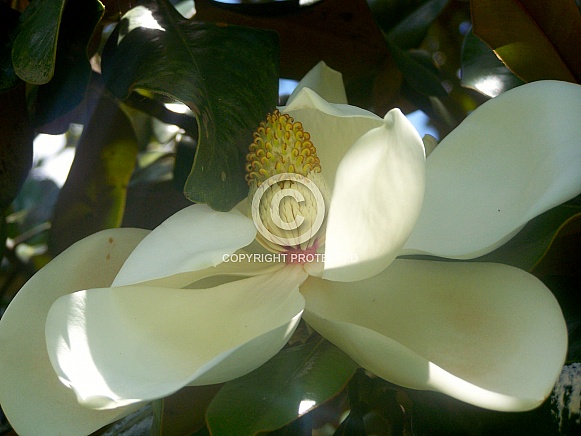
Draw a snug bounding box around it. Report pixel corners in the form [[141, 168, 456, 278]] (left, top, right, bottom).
[[245, 110, 322, 184], [246, 110, 328, 255]]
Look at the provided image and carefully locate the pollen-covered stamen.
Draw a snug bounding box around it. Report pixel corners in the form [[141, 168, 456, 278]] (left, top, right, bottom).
[[246, 110, 329, 255], [245, 110, 321, 186]]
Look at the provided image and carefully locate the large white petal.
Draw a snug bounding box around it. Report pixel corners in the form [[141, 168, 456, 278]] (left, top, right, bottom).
[[46, 265, 307, 410], [287, 61, 348, 105], [322, 109, 425, 282], [283, 88, 384, 191], [403, 80, 581, 258], [301, 259, 567, 411], [112, 204, 257, 286], [0, 228, 148, 435]]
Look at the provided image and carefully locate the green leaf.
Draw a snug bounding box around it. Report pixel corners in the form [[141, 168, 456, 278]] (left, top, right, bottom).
[[386, 39, 447, 97], [151, 398, 163, 435], [206, 339, 357, 436], [49, 92, 138, 254], [382, 0, 449, 98], [0, 4, 21, 92], [543, 276, 581, 364], [461, 27, 524, 97], [387, 0, 449, 49], [101, 0, 279, 211], [471, 0, 581, 83], [12, 0, 66, 84], [475, 202, 581, 271], [33, 0, 104, 127], [154, 385, 222, 435]]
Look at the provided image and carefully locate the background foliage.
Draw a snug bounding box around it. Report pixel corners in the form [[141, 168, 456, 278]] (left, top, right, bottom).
[[1, 0, 580, 434]]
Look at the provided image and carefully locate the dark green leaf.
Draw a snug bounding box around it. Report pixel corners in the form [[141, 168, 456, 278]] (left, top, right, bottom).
[[381, 0, 449, 98], [461, 27, 524, 97], [387, 39, 447, 97], [33, 0, 104, 127], [154, 385, 222, 436], [544, 276, 581, 364], [387, 0, 449, 49], [471, 0, 581, 83], [0, 4, 21, 92], [12, 0, 65, 84], [476, 202, 581, 271], [101, 0, 279, 211], [173, 136, 197, 190], [150, 398, 162, 436], [49, 92, 138, 254], [206, 339, 357, 436]]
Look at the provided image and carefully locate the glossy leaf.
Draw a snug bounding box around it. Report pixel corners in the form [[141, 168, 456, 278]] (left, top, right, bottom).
[[461, 27, 524, 97], [101, 0, 279, 211], [11, 0, 65, 84], [386, 0, 449, 49], [387, 40, 447, 97], [532, 208, 581, 282], [33, 0, 104, 127], [0, 4, 21, 92], [206, 339, 357, 435], [471, 0, 581, 83], [49, 93, 138, 254], [0, 84, 33, 211], [383, 0, 449, 98], [476, 202, 581, 271]]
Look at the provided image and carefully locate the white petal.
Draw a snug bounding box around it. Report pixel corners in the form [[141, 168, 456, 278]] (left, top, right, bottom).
[[283, 88, 384, 191], [0, 228, 148, 435], [137, 248, 286, 289], [404, 80, 581, 258], [301, 259, 567, 411], [112, 204, 256, 286], [322, 109, 425, 281], [46, 265, 307, 409], [287, 61, 348, 105]]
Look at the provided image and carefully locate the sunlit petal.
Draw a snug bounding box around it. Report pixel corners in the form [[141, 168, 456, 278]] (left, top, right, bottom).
[[113, 204, 256, 286], [301, 259, 566, 411], [46, 265, 308, 410], [287, 61, 348, 105], [404, 80, 581, 258], [322, 110, 425, 281], [0, 229, 148, 435], [283, 88, 384, 191], [138, 247, 285, 289]]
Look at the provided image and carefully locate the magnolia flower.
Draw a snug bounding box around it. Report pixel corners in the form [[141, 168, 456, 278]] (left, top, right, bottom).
[[1, 62, 580, 435]]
